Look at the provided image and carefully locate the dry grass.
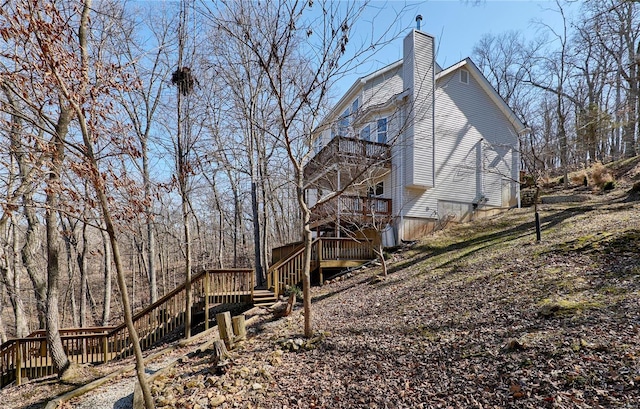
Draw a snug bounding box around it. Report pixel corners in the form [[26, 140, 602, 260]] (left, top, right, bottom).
[[590, 161, 615, 188]]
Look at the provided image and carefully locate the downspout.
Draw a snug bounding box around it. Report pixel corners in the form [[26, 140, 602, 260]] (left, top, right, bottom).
[[432, 53, 436, 190], [517, 127, 532, 208], [399, 103, 405, 244]]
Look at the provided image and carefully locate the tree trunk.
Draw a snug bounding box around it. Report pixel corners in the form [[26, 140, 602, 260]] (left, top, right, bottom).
[[378, 241, 387, 277], [142, 142, 158, 303], [46, 199, 71, 375], [5, 84, 47, 328], [9, 216, 29, 337], [251, 178, 263, 286], [101, 227, 112, 326], [22, 199, 47, 328], [182, 192, 192, 339], [79, 217, 89, 328], [296, 180, 313, 338], [45, 107, 72, 377]]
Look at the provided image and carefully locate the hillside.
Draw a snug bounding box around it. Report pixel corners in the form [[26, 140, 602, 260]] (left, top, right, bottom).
[[4, 158, 640, 408], [133, 160, 640, 408]]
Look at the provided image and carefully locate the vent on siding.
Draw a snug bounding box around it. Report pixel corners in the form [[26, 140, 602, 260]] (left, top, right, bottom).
[[460, 69, 469, 84]]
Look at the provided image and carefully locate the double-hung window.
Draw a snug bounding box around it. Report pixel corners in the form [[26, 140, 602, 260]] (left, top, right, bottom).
[[377, 118, 388, 144], [338, 108, 350, 136], [360, 125, 371, 141]]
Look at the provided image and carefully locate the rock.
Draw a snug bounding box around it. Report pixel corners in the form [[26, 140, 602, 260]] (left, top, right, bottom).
[[186, 378, 201, 388], [539, 303, 560, 318], [503, 339, 525, 352], [369, 275, 385, 284], [252, 382, 263, 390], [209, 395, 226, 407]]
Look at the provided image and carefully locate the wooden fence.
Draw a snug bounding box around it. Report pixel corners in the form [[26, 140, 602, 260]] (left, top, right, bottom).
[[0, 269, 254, 388]]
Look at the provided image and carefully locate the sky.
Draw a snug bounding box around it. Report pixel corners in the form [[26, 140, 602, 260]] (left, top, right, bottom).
[[333, 0, 577, 95]]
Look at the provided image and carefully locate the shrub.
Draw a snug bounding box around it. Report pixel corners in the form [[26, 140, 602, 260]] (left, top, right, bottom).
[[590, 162, 614, 189], [603, 181, 615, 191], [571, 172, 588, 186], [284, 285, 303, 300]]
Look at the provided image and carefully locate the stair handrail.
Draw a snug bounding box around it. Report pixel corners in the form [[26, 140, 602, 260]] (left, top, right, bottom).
[[266, 237, 321, 296], [1, 269, 255, 388]]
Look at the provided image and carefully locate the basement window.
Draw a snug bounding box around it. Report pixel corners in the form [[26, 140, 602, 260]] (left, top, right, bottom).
[[460, 69, 469, 84]]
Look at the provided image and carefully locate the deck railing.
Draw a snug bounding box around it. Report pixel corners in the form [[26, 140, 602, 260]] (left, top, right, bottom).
[[304, 136, 391, 180], [0, 269, 254, 388], [311, 195, 392, 224], [266, 237, 374, 296]]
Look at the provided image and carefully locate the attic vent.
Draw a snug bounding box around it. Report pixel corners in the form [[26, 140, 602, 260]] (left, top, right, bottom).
[[460, 69, 469, 84]]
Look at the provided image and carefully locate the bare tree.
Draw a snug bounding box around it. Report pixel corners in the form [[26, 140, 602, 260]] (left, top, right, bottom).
[[204, 0, 404, 337]]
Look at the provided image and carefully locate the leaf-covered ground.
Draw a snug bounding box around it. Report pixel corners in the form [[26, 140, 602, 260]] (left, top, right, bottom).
[[149, 189, 640, 408], [3, 159, 640, 408]]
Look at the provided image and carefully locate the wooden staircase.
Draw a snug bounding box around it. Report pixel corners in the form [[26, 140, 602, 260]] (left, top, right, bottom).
[[0, 268, 254, 388], [252, 289, 278, 307]]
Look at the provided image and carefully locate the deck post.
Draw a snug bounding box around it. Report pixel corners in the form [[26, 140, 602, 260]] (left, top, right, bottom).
[[204, 272, 210, 330], [318, 241, 323, 285], [250, 270, 255, 303], [103, 334, 109, 363], [15, 341, 22, 386]]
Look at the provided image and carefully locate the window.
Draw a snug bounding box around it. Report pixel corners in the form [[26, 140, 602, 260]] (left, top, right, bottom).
[[377, 118, 387, 144], [368, 182, 384, 197], [351, 98, 359, 113], [338, 108, 350, 136], [460, 69, 469, 84], [314, 134, 323, 153], [360, 125, 371, 141]]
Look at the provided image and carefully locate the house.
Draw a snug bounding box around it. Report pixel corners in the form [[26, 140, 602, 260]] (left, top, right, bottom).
[[304, 27, 526, 246]]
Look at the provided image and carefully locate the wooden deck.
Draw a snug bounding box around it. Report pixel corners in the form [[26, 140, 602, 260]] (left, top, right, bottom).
[[1, 238, 375, 389], [267, 237, 375, 295]]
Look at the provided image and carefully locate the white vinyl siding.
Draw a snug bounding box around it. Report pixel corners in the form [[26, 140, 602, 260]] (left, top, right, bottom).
[[362, 65, 404, 107], [400, 65, 518, 221], [403, 30, 435, 189]]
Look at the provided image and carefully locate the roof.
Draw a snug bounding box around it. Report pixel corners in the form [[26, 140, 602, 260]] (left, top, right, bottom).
[[324, 41, 526, 135]]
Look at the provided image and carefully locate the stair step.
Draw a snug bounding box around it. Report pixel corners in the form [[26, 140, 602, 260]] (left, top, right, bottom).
[[252, 290, 277, 307]]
